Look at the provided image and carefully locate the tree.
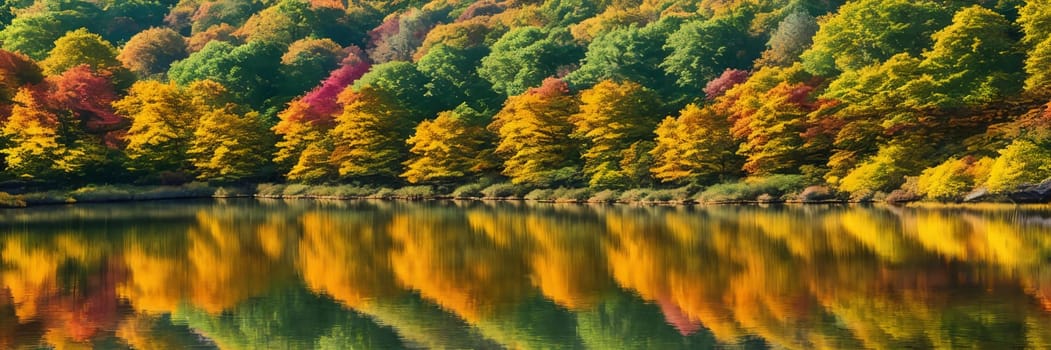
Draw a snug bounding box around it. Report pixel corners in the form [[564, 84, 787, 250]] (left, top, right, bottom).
[[98, 0, 172, 43], [414, 16, 507, 60], [118, 27, 188, 77], [1019, 0, 1051, 93], [478, 27, 582, 96], [0, 14, 64, 60], [571, 80, 660, 189], [367, 7, 450, 63], [189, 106, 273, 182], [756, 11, 818, 67], [328, 87, 414, 180], [662, 11, 763, 93], [838, 142, 928, 195], [800, 0, 952, 76], [0, 49, 44, 108], [351, 61, 433, 119], [650, 104, 741, 184], [279, 38, 346, 98], [416, 44, 500, 112], [917, 156, 991, 201], [565, 21, 676, 93], [236, 0, 312, 44], [736, 82, 817, 175], [113, 80, 195, 173], [918, 6, 1023, 108], [40, 28, 122, 76], [569, 6, 650, 42], [273, 48, 371, 178], [488, 78, 581, 187], [0, 3, 103, 61], [45, 65, 123, 136], [402, 105, 495, 184], [1, 87, 72, 179], [985, 139, 1051, 193], [187, 0, 265, 34], [1027, 39, 1051, 95], [168, 40, 284, 109], [703, 69, 748, 100], [187, 23, 240, 52]]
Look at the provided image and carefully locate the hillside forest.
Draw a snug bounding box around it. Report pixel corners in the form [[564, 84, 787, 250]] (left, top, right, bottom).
[[0, 0, 1050, 202]]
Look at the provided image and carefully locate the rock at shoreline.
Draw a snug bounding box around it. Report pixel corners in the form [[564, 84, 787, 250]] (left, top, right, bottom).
[[799, 186, 835, 202], [1007, 180, 1051, 203], [963, 188, 991, 202]]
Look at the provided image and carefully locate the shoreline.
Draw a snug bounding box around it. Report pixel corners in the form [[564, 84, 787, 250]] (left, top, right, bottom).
[[3, 186, 1047, 209]]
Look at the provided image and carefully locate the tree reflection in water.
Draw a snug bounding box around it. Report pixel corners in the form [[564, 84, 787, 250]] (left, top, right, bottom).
[[0, 200, 1050, 348]]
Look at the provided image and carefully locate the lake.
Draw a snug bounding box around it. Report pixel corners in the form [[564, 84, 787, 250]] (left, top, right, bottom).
[[0, 199, 1050, 349]]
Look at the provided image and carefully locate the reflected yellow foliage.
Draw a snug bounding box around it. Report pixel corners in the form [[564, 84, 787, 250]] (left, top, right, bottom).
[[118, 246, 187, 314], [389, 212, 531, 322], [297, 211, 400, 309], [3, 202, 1051, 349], [523, 215, 611, 310], [1, 237, 58, 321]]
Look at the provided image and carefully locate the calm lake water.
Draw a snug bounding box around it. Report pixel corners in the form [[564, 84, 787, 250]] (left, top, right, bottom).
[[1, 199, 1051, 349]]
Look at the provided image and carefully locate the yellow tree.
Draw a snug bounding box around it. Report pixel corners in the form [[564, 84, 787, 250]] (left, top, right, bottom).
[[571, 79, 659, 189], [488, 78, 581, 187], [114, 80, 195, 173], [188, 106, 272, 182], [328, 87, 413, 180], [402, 106, 496, 184], [275, 101, 336, 183], [1, 87, 71, 178], [40, 28, 122, 76], [651, 104, 741, 184]]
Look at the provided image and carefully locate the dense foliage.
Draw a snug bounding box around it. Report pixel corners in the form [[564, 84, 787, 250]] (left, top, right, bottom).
[[0, 0, 1049, 201]]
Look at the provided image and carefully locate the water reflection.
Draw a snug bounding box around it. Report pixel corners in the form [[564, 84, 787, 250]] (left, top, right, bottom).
[[1, 200, 1051, 348]]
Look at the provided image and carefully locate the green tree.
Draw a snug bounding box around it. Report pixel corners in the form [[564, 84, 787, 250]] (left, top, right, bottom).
[[565, 20, 676, 93], [351, 61, 434, 119], [417, 44, 500, 113], [800, 0, 953, 76], [0, 14, 64, 60], [97, 0, 173, 43], [571, 80, 660, 189], [918, 6, 1023, 108], [0, 2, 103, 60], [478, 27, 582, 96], [168, 40, 285, 109], [488, 78, 581, 187], [662, 11, 764, 93]]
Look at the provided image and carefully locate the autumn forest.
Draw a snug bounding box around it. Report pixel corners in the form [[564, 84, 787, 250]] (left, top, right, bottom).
[[1, 0, 1050, 202]]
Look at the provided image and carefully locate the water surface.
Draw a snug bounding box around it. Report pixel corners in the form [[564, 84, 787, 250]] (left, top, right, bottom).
[[1, 199, 1050, 349]]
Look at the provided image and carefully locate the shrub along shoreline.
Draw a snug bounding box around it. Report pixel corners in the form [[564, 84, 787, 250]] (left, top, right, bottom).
[[3, 173, 1050, 208]]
